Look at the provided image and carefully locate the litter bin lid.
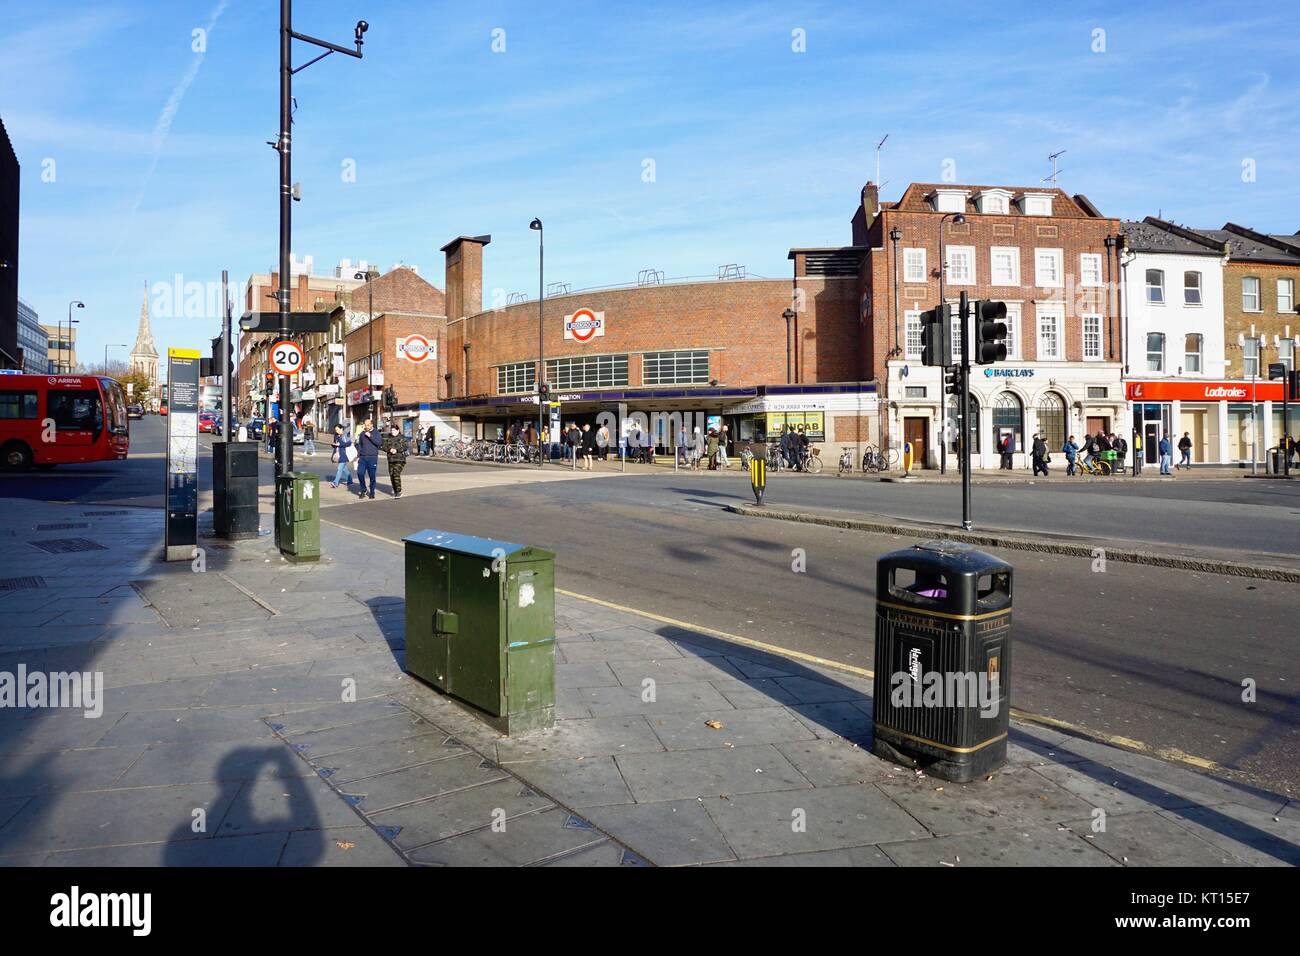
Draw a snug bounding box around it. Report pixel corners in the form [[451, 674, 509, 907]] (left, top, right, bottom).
[[883, 538, 1011, 575], [403, 529, 531, 559]]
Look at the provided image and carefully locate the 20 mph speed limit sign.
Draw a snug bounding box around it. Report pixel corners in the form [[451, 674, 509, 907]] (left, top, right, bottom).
[[269, 340, 305, 376]]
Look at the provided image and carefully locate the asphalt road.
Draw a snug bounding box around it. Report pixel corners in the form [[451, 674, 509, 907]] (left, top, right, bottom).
[[4, 417, 1298, 794]]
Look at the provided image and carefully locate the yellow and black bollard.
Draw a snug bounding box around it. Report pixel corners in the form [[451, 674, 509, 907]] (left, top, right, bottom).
[[749, 456, 766, 505]]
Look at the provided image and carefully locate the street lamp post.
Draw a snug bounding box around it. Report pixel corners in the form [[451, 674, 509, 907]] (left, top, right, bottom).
[[782, 308, 796, 384], [275, 0, 367, 482], [61, 301, 84, 373], [938, 212, 965, 475], [530, 218, 544, 466]]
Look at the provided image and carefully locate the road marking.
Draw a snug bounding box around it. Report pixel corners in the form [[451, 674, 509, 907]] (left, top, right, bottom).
[[319, 517, 1224, 774]]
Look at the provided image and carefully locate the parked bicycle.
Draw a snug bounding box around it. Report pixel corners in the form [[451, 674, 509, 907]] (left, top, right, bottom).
[[861, 444, 896, 473]]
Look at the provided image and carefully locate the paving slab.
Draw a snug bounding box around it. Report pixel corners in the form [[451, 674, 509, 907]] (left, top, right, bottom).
[[707, 844, 896, 867], [645, 705, 816, 751], [583, 798, 737, 866], [371, 777, 556, 852], [773, 738, 904, 787], [343, 752, 509, 813], [116, 740, 318, 787], [1156, 804, 1300, 866], [312, 734, 467, 785], [1059, 811, 1241, 866], [407, 807, 606, 866], [280, 827, 406, 867], [879, 826, 1118, 867], [494, 755, 635, 809], [280, 712, 440, 759], [40, 832, 289, 867], [216, 770, 363, 837], [577, 680, 739, 718], [615, 744, 811, 802], [875, 767, 1097, 837], [495, 715, 665, 763]]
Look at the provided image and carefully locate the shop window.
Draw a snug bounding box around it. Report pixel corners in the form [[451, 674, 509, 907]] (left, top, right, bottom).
[[1145, 269, 1165, 304], [1146, 332, 1165, 372], [1035, 391, 1066, 451], [1185, 334, 1202, 373], [1184, 271, 1202, 305]]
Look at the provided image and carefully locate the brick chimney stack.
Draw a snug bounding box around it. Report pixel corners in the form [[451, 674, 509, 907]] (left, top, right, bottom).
[[441, 235, 492, 320]]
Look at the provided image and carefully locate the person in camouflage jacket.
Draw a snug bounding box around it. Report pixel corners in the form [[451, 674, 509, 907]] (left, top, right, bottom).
[[382, 422, 408, 498]]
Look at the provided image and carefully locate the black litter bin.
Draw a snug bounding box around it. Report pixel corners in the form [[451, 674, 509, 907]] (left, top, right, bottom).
[[872, 540, 1012, 782]]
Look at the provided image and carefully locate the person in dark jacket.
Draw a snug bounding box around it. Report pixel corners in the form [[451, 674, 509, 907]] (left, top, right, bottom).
[[580, 423, 597, 470], [1158, 433, 1173, 476], [1176, 432, 1193, 470], [382, 422, 407, 498], [1031, 433, 1049, 476], [355, 418, 382, 499]]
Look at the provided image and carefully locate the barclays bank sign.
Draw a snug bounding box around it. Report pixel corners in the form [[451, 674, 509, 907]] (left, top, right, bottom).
[[984, 368, 1036, 378]]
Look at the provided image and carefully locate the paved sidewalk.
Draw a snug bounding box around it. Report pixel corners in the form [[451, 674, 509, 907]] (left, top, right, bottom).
[[0, 502, 1296, 866]]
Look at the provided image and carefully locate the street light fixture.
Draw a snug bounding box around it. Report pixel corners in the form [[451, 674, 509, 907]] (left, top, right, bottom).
[[888, 226, 903, 357], [530, 218, 544, 465], [61, 301, 84, 373], [272, 0, 368, 481], [105, 343, 127, 371]]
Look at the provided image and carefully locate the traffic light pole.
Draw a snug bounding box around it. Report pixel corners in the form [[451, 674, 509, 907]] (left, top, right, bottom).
[[959, 291, 972, 530], [221, 269, 232, 438]]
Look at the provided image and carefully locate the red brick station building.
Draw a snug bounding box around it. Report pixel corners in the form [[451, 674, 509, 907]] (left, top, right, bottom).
[[418, 180, 1128, 468], [247, 181, 1132, 467]]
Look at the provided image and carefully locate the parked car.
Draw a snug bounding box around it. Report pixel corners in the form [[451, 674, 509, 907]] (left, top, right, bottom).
[[127, 403, 144, 419], [198, 412, 217, 433], [245, 417, 265, 440]]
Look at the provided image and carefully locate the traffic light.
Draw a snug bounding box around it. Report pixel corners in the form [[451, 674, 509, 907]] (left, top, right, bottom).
[[1289, 369, 1300, 401], [264, 370, 274, 394], [974, 300, 1009, 365], [538, 380, 549, 402], [920, 304, 952, 367], [944, 367, 961, 396], [384, 385, 397, 407]]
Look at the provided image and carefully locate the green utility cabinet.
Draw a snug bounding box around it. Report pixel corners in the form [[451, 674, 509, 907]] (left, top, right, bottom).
[[404, 530, 556, 735], [275, 472, 321, 563]]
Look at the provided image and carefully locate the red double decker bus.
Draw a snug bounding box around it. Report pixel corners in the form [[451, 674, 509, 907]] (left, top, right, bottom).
[[0, 374, 130, 470]]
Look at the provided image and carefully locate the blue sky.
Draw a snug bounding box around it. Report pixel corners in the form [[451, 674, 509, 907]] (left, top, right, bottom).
[[3, 0, 1298, 367]]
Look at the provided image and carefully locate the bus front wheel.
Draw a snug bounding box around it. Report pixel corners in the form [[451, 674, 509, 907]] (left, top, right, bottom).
[[2, 442, 34, 471]]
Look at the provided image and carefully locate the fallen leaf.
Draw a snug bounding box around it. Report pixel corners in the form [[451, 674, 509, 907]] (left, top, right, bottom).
[[705, 719, 724, 730], [336, 841, 356, 851]]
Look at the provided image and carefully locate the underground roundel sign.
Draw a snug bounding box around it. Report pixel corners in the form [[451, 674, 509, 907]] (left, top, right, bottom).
[[269, 340, 305, 376], [397, 333, 434, 363], [564, 309, 605, 343]]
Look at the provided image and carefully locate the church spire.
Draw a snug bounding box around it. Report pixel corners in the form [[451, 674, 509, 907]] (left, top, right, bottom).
[[129, 281, 159, 388]]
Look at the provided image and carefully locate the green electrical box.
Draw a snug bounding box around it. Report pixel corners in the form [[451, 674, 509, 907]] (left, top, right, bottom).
[[275, 472, 321, 563], [404, 529, 556, 735]]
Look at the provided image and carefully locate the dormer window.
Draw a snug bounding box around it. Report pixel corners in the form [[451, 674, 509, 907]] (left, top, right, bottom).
[[1019, 192, 1054, 216], [929, 188, 969, 214], [974, 189, 1013, 215]]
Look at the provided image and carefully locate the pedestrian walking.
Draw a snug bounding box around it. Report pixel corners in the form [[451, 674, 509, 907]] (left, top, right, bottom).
[[580, 423, 597, 470], [1063, 435, 1079, 476], [705, 428, 720, 470], [1031, 433, 1049, 476], [717, 423, 730, 469], [1112, 433, 1128, 475], [382, 421, 407, 498], [565, 423, 580, 461], [999, 432, 1014, 470], [1132, 430, 1143, 476], [691, 426, 704, 470], [596, 423, 610, 461], [1158, 433, 1173, 476], [330, 424, 356, 489], [1176, 432, 1193, 470], [303, 418, 316, 457], [677, 426, 688, 465], [355, 418, 382, 499], [266, 418, 279, 457]]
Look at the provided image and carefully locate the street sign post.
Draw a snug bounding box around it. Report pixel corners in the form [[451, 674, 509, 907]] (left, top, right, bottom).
[[165, 349, 200, 561]]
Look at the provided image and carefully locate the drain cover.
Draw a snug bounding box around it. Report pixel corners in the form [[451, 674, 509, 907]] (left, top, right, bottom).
[[28, 538, 107, 554], [0, 576, 46, 591], [35, 522, 90, 531]]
